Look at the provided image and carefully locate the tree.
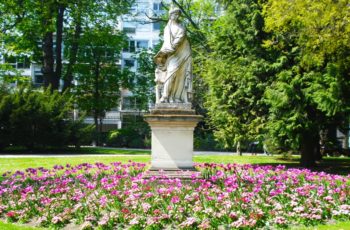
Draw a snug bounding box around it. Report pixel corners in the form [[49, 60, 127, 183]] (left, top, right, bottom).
[[158, 0, 350, 166], [263, 0, 350, 166], [197, 0, 279, 154], [74, 26, 133, 145], [133, 49, 157, 111], [0, 0, 134, 90]]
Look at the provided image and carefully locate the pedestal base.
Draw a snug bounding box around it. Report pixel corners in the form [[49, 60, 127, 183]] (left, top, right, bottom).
[[144, 104, 202, 170], [143, 168, 199, 180]]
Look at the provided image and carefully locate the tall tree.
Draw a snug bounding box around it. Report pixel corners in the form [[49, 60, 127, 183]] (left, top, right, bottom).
[[197, 0, 279, 154], [263, 0, 350, 166], [74, 26, 133, 145]]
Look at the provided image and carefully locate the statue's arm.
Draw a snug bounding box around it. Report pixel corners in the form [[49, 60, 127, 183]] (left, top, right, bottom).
[[171, 28, 185, 50]]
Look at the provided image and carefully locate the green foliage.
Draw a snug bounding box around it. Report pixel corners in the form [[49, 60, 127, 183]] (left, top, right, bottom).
[[261, 0, 350, 166], [0, 63, 30, 85], [133, 49, 157, 111], [0, 0, 134, 89], [0, 85, 93, 150], [191, 0, 350, 166], [107, 116, 151, 148], [194, 132, 224, 151], [74, 25, 131, 117], [73, 25, 133, 145], [200, 0, 276, 150], [263, 0, 350, 67]]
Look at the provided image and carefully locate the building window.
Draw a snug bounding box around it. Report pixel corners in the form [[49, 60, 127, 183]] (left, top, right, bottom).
[[122, 96, 140, 110], [4, 55, 16, 68], [123, 27, 136, 33], [16, 56, 30, 69], [153, 22, 161, 30], [130, 5, 137, 14], [4, 55, 31, 69], [123, 40, 136, 53], [137, 23, 150, 32], [153, 2, 163, 11], [123, 21, 136, 34], [136, 40, 148, 50], [34, 70, 43, 87], [137, 2, 149, 14], [124, 59, 135, 68]]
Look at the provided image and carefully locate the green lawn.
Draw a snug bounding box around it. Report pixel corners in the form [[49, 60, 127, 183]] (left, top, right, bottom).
[[295, 221, 350, 230], [0, 155, 297, 174], [1, 146, 151, 155], [1, 218, 350, 230], [1, 154, 349, 175], [0, 221, 39, 230], [0, 155, 150, 174]]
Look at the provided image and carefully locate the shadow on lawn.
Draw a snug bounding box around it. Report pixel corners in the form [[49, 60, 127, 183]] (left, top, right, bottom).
[[257, 157, 350, 176]]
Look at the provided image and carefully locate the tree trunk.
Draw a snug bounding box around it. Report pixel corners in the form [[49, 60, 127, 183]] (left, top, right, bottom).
[[42, 31, 55, 89], [236, 141, 242, 156], [99, 117, 103, 145], [343, 129, 349, 149], [93, 59, 100, 146], [300, 131, 318, 167], [54, 5, 65, 90], [93, 113, 99, 146], [315, 133, 322, 161], [62, 14, 82, 91]]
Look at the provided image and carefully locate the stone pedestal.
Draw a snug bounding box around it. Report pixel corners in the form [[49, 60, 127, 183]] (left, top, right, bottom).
[[144, 103, 202, 170]]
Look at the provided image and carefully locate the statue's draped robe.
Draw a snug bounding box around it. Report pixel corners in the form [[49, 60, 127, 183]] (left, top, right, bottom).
[[156, 20, 192, 103]]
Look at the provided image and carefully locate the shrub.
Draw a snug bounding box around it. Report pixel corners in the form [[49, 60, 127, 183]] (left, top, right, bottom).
[[107, 117, 150, 148], [0, 85, 93, 150]]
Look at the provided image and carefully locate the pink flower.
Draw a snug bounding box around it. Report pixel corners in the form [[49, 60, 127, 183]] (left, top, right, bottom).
[[51, 216, 62, 224], [198, 219, 210, 229], [142, 202, 151, 212], [180, 217, 196, 227], [40, 197, 52, 206], [6, 211, 16, 218], [98, 214, 109, 226], [171, 196, 180, 204], [274, 216, 287, 225], [99, 195, 108, 207], [86, 182, 96, 190]]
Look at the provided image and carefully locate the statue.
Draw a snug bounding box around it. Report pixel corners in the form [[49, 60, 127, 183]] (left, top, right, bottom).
[[154, 6, 192, 104]]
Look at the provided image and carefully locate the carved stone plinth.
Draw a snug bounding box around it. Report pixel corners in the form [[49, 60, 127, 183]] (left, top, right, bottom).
[[144, 104, 202, 170]]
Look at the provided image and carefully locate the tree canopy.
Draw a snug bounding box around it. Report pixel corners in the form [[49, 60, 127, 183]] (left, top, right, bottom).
[[0, 0, 134, 90], [181, 0, 350, 165]]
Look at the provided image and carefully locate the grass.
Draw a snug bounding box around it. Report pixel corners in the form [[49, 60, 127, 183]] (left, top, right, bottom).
[[0, 154, 349, 175], [0, 155, 150, 174], [0, 155, 298, 174], [296, 221, 350, 230], [68, 147, 150, 155], [194, 155, 300, 164], [1, 219, 350, 230], [0, 146, 151, 155], [0, 221, 39, 230]]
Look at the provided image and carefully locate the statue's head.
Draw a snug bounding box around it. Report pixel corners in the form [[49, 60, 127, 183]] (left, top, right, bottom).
[[169, 6, 181, 21]]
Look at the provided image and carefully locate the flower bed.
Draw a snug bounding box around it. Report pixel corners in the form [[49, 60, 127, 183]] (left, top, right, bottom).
[[0, 162, 350, 229]]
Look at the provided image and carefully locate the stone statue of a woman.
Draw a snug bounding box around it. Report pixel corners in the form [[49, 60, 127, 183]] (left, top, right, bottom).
[[154, 6, 192, 104]]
